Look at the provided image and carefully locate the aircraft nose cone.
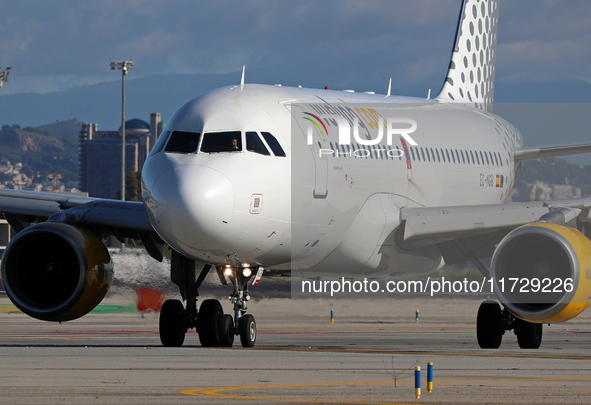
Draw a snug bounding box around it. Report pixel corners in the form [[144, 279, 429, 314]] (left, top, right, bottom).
[[150, 165, 234, 252]]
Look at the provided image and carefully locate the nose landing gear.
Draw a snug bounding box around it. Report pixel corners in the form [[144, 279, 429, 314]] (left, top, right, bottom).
[[158, 251, 257, 348]]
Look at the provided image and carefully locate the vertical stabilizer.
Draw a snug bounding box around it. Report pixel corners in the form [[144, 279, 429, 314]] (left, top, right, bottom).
[[436, 0, 500, 112]]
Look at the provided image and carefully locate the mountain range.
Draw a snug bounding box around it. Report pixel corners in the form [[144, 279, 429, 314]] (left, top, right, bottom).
[[2, 73, 591, 130]]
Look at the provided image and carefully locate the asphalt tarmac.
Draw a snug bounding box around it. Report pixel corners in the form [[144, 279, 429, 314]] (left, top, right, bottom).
[[1, 295, 590, 404]]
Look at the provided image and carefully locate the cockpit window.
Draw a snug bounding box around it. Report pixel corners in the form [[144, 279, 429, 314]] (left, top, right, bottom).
[[149, 131, 171, 156], [164, 131, 201, 154], [261, 132, 286, 157], [200, 131, 242, 153], [246, 132, 270, 155]]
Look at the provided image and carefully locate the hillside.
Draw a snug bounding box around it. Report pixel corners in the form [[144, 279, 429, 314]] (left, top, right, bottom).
[[33, 119, 82, 143], [0, 124, 78, 184], [0, 118, 590, 196], [512, 158, 591, 201]]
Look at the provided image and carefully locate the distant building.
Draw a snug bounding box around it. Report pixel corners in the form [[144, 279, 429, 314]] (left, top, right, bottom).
[[552, 184, 581, 200], [149, 112, 161, 151], [85, 138, 139, 199], [78, 123, 98, 192], [530, 181, 553, 201], [513, 181, 583, 202], [79, 115, 164, 199]]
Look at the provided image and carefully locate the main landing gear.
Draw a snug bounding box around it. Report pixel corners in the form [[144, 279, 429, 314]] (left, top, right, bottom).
[[476, 300, 542, 349], [159, 251, 258, 348]]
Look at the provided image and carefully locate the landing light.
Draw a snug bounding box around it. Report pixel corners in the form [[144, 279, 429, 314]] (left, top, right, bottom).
[[242, 268, 252, 277], [224, 267, 233, 276]]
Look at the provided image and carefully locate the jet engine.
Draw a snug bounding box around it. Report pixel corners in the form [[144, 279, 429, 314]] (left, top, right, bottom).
[[491, 222, 591, 324], [1, 222, 113, 322]]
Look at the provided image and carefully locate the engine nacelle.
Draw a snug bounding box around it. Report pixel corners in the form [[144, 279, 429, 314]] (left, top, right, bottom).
[[491, 223, 591, 324], [1, 222, 113, 322]]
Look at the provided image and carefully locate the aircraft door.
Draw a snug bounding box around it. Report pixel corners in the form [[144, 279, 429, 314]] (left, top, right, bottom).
[[309, 126, 328, 198], [287, 105, 329, 199]]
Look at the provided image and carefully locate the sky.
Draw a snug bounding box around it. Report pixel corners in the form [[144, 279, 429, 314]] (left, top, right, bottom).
[[1, 0, 591, 96]]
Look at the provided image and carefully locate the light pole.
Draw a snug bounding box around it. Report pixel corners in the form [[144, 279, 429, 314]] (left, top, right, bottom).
[[109, 60, 133, 201], [0, 67, 11, 126]]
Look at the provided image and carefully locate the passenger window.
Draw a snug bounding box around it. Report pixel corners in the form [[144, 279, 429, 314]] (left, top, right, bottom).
[[411, 147, 416, 161], [201, 131, 242, 153], [421, 148, 426, 161], [460, 150, 466, 164], [246, 132, 270, 155], [396, 146, 402, 160], [440, 148, 446, 163], [491, 152, 497, 166], [430, 148, 435, 162], [455, 150, 460, 164], [480, 151, 485, 164], [446, 149, 451, 163], [485, 152, 490, 165], [149, 131, 171, 156], [470, 150, 475, 164], [165, 131, 201, 154], [261, 132, 286, 157]]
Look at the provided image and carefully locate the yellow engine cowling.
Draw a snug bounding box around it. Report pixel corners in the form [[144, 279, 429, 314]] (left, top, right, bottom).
[[491, 222, 591, 324], [1, 222, 113, 322]]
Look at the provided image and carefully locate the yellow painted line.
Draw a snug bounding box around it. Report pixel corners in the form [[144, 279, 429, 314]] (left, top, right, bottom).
[[181, 377, 591, 403], [182, 381, 414, 404], [0, 304, 20, 313]]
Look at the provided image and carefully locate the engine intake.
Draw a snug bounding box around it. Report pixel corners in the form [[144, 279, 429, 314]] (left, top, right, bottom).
[[1, 222, 113, 321], [491, 223, 591, 324]]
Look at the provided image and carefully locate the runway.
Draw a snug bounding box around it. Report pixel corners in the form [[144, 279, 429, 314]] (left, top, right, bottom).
[[1, 296, 591, 404]]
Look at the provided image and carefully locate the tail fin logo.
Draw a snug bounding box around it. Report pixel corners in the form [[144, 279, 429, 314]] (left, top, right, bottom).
[[436, 0, 500, 111]]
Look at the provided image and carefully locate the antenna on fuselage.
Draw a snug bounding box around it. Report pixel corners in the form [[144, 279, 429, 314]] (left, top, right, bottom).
[[240, 65, 245, 88], [385, 78, 392, 98]]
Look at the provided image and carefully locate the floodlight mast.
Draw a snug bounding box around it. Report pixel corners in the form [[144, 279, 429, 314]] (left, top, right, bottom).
[[0, 67, 11, 126], [109, 60, 134, 201]]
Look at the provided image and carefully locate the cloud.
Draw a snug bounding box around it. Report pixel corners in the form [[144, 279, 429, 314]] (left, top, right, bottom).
[[1, 1, 590, 97]]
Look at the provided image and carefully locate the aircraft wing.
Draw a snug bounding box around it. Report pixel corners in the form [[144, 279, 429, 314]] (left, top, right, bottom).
[[515, 143, 591, 162], [396, 198, 591, 269], [0, 189, 165, 261]]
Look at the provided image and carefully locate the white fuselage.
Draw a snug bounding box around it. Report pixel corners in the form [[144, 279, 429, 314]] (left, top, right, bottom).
[[142, 84, 522, 278]]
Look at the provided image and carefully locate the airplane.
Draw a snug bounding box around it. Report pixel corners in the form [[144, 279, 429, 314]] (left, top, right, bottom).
[[2, 0, 591, 350]]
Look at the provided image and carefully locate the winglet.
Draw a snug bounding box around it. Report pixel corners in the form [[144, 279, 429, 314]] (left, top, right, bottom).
[[240, 65, 245, 87], [385, 78, 392, 98]]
